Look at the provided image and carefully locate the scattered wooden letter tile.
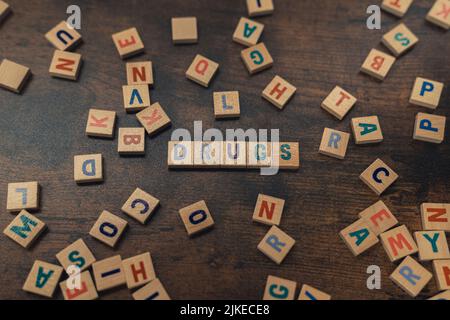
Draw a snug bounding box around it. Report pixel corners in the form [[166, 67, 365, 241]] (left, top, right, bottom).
[[257, 225, 295, 264], [426, 0, 450, 30], [381, 0, 413, 17], [45, 21, 82, 51], [3, 210, 46, 248], [247, 0, 274, 17], [241, 43, 273, 75], [380, 225, 418, 262], [85, 109, 116, 138], [409, 77, 444, 109], [118, 127, 145, 155], [262, 76, 296, 109], [428, 290, 450, 300], [111, 27, 144, 59], [179, 200, 214, 236], [421, 203, 450, 231], [247, 141, 272, 168], [89, 210, 127, 248], [415, 231, 450, 261], [321, 86, 357, 120], [351, 116, 383, 144], [339, 218, 379, 256], [126, 61, 153, 86], [0, 59, 31, 93], [358, 200, 398, 235], [193, 141, 223, 167], [132, 278, 171, 300], [390, 256, 432, 297], [413, 112, 446, 144], [360, 49, 396, 81], [23, 260, 63, 298], [263, 275, 296, 300], [360, 158, 398, 195], [432, 260, 450, 291], [213, 91, 240, 119], [171, 17, 198, 44], [0, 1, 11, 23], [252, 194, 285, 226], [298, 284, 331, 300], [272, 142, 300, 170], [137, 102, 171, 136], [318, 128, 350, 159], [122, 84, 151, 113], [92, 255, 126, 291], [60, 270, 98, 300], [185, 54, 219, 87], [381, 23, 418, 57], [74, 154, 103, 183], [122, 252, 156, 289], [232, 17, 264, 46], [49, 50, 82, 80], [121, 188, 160, 224], [222, 141, 247, 168], [7, 181, 39, 212], [168, 141, 194, 168], [56, 238, 96, 272]]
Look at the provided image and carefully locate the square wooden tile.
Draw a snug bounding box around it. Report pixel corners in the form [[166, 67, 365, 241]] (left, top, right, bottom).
[[122, 252, 156, 289], [272, 142, 300, 170], [428, 290, 450, 300], [92, 255, 126, 291], [298, 284, 331, 300], [421, 203, 450, 231], [415, 231, 450, 261], [121, 188, 160, 224], [56, 238, 96, 272], [252, 194, 285, 226], [339, 218, 379, 256], [112, 27, 144, 59], [85, 108, 116, 138], [360, 158, 398, 195], [23, 260, 63, 298], [241, 43, 273, 75], [426, 0, 450, 30], [179, 200, 214, 236], [262, 75, 296, 109], [136, 102, 171, 136], [132, 278, 171, 300], [432, 260, 450, 291], [222, 141, 247, 168], [413, 112, 446, 144], [0, 59, 31, 93], [263, 275, 296, 300], [45, 21, 82, 51], [126, 61, 153, 86], [0, 1, 11, 23], [122, 84, 151, 113], [380, 225, 418, 262], [381, 0, 413, 17], [74, 154, 103, 183], [168, 141, 194, 168], [7, 181, 39, 212], [193, 141, 223, 167], [257, 225, 295, 264], [321, 86, 357, 120], [409, 77, 444, 109], [171, 17, 198, 44], [213, 91, 240, 118], [390, 256, 432, 297], [232, 17, 264, 46], [89, 210, 127, 248], [3, 210, 46, 248], [247, 0, 274, 17], [247, 141, 272, 168], [382, 23, 418, 57], [49, 50, 82, 80], [351, 115, 383, 144], [118, 127, 145, 155], [318, 128, 350, 159], [360, 49, 396, 81], [185, 54, 219, 87], [60, 270, 98, 300], [358, 200, 398, 235]]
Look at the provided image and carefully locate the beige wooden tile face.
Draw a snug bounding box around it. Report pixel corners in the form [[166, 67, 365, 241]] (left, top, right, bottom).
[[361, 49, 396, 80], [318, 128, 350, 159], [126, 61, 153, 86], [415, 231, 450, 261], [433, 260, 450, 291], [380, 225, 418, 262], [409, 77, 444, 109], [257, 225, 295, 264], [168, 141, 193, 168], [7, 181, 39, 212], [45, 21, 82, 51], [413, 112, 446, 144], [339, 218, 379, 256], [121, 188, 160, 224], [122, 84, 151, 113], [194, 141, 223, 167], [360, 158, 398, 195], [179, 200, 214, 236], [222, 141, 247, 168], [122, 252, 156, 289], [0, 59, 31, 93], [262, 76, 296, 109], [321, 86, 357, 120], [381, 0, 413, 17], [171, 17, 198, 44], [3, 210, 45, 248], [186, 54, 219, 87], [247, 0, 274, 17], [252, 194, 285, 226], [426, 0, 450, 30], [241, 42, 273, 74], [49, 50, 82, 80], [89, 210, 127, 248], [118, 127, 145, 155], [92, 255, 126, 291], [60, 270, 98, 300], [429, 290, 450, 300], [351, 116, 383, 144], [382, 23, 418, 57], [263, 275, 296, 300], [272, 142, 300, 170], [74, 153, 103, 183], [111, 27, 144, 59], [358, 200, 398, 235], [247, 141, 272, 168], [213, 91, 240, 118], [0, 1, 11, 22], [233, 17, 264, 46], [85, 109, 116, 138], [23, 260, 63, 298], [421, 203, 450, 231], [136, 102, 171, 136], [298, 284, 331, 300], [390, 256, 432, 297], [56, 238, 96, 272], [132, 278, 171, 300]]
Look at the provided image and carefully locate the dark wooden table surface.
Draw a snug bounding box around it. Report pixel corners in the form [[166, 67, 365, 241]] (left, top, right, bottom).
[[0, 0, 449, 300]]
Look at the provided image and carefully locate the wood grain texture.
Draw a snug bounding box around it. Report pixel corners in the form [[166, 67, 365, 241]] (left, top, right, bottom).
[[0, 0, 449, 300]]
